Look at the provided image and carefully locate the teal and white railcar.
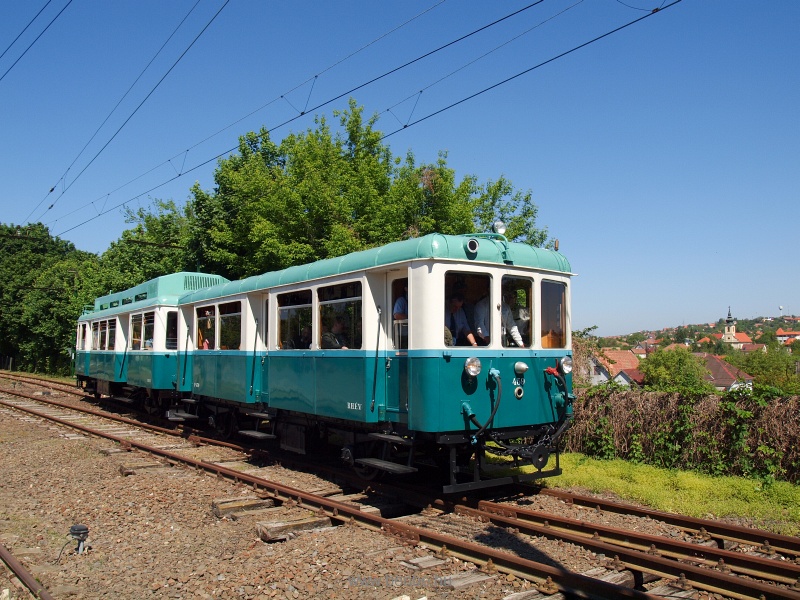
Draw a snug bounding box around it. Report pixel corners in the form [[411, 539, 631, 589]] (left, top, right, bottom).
[[176, 232, 575, 492], [75, 272, 228, 404]]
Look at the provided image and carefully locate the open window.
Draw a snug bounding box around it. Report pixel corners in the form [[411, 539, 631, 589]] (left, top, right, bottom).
[[501, 276, 533, 348], [197, 306, 216, 350]]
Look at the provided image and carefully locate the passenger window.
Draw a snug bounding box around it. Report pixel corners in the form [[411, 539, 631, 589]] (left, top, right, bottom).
[[197, 307, 215, 350], [130, 314, 142, 350], [501, 277, 532, 348], [391, 278, 408, 350], [219, 301, 241, 350], [278, 290, 312, 350], [319, 282, 362, 350], [166, 312, 178, 350], [99, 321, 107, 350], [541, 280, 567, 348], [107, 320, 116, 350], [92, 322, 100, 350], [143, 312, 155, 350], [444, 272, 489, 347]]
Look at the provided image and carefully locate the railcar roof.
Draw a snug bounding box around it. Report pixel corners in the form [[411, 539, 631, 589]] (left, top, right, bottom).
[[79, 272, 229, 321], [179, 233, 572, 305]]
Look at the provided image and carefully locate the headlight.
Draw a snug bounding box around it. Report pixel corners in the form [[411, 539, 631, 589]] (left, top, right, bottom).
[[464, 357, 482, 378], [560, 356, 573, 374]]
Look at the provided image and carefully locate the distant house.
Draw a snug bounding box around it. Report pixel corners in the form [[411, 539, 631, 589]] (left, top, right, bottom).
[[740, 343, 766, 353], [590, 350, 641, 386], [694, 353, 753, 391], [615, 368, 645, 387], [776, 328, 800, 345]]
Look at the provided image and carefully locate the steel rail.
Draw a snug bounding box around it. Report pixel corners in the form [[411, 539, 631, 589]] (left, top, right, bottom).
[[0, 542, 57, 600], [476, 499, 800, 584], [454, 504, 800, 600], [536, 487, 800, 557], [0, 394, 654, 600]]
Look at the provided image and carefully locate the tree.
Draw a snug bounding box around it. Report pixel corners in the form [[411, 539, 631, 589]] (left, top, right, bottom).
[[639, 347, 714, 393], [183, 99, 550, 279], [725, 347, 800, 395]]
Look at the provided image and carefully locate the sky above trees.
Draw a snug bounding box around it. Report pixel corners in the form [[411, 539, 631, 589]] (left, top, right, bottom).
[[1, 1, 797, 335]]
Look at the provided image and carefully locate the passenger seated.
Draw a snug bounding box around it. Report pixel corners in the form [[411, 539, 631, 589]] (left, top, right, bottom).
[[321, 316, 349, 349], [444, 292, 478, 347]]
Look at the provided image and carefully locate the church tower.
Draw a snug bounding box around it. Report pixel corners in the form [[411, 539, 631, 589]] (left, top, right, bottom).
[[721, 307, 738, 345]]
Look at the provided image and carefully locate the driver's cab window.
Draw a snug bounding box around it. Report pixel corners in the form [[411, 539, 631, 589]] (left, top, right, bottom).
[[444, 272, 489, 347], [501, 277, 533, 348], [541, 280, 567, 348]]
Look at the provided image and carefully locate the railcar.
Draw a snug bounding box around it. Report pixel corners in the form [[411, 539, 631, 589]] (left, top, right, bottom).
[[76, 232, 575, 493], [75, 272, 229, 407]]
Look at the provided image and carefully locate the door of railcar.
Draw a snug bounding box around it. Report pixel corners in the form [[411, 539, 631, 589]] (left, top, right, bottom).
[[385, 274, 409, 425]]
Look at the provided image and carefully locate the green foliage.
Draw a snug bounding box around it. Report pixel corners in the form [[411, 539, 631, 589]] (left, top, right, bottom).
[[725, 347, 800, 395], [639, 346, 715, 394]]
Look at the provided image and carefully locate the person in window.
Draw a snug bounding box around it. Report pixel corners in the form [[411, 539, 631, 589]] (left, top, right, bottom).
[[445, 292, 478, 347], [393, 284, 408, 320], [321, 316, 349, 349], [474, 290, 525, 347]]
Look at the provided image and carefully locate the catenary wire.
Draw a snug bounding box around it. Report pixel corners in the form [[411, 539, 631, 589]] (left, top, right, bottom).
[[0, 0, 73, 85], [0, 0, 54, 63], [42, 0, 448, 229], [55, 1, 682, 238], [46, 0, 531, 229], [22, 0, 204, 226], [33, 0, 230, 223], [383, 0, 682, 138]]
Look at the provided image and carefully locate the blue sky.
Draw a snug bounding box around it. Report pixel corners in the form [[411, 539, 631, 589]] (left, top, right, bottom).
[[1, 1, 797, 336]]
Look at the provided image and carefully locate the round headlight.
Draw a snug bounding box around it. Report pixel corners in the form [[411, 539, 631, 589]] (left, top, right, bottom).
[[492, 220, 507, 235], [464, 357, 482, 378], [560, 356, 573, 374]]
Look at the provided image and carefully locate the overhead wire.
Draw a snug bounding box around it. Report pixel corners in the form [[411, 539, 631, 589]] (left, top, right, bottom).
[[0, 0, 73, 85], [55, 0, 683, 238], [0, 0, 54, 63], [23, 0, 204, 226], [383, 0, 682, 137], [31, 0, 231, 224]]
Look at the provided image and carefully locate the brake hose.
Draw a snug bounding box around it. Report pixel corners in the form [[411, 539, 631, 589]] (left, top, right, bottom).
[[468, 369, 502, 442]]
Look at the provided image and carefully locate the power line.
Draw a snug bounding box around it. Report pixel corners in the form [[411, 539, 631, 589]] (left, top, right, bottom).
[[23, 0, 204, 226], [34, 0, 230, 222], [55, 0, 683, 238], [384, 0, 683, 137], [0, 0, 54, 63], [48, 0, 543, 232], [0, 0, 73, 85]]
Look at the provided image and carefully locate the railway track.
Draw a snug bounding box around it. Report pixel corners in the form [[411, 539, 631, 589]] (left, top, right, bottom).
[[2, 374, 799, 599]]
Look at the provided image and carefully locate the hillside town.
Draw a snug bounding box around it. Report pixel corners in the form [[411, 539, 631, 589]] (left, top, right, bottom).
[[585, 309, 800, 392]]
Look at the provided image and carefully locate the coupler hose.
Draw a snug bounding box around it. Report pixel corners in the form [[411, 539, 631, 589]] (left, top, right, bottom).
[[462, 369, 502, 444]]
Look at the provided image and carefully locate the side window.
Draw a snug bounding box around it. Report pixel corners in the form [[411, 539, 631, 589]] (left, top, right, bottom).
[[143, 312, 155, 350], [131, 314, 142, 350], [263, 298, 269, 347], [319, 282, 362, 350], [78, 324, 87, 350], [99, 321, 107, 350], [501, 277, 533, 348], [197, 306, 215, 350], [541, 280, 566, 349], [391, 278, 408, 350], [91, 322, 99, 350], [219, 301, 241, 350], [278, 290, 312, 350], [444, 272, 489, 347], [166, 311, 178, 350], [107, 319, 117, 350]]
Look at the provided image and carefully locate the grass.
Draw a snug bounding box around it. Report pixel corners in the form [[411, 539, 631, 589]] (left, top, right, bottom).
[[539, 453, 800, 536]]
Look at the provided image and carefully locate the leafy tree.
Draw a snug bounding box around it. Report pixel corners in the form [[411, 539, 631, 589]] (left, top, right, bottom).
[[0, 223, 97, 373], [99, 200, 190, 291], [725, 347, 800, 395], [639, 347, 714, 393], [184, 99, 549, 279]]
